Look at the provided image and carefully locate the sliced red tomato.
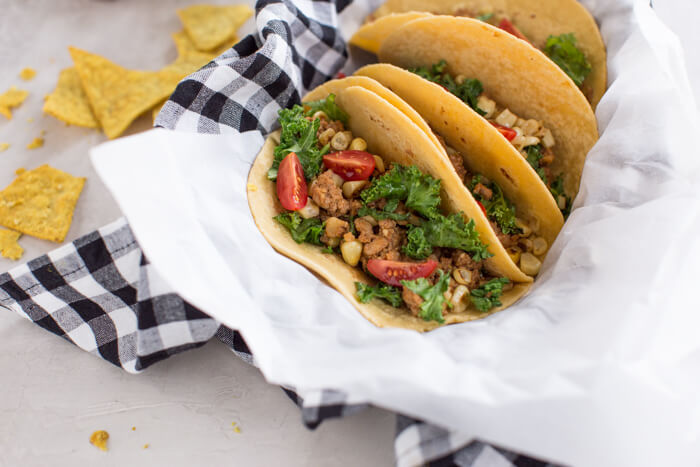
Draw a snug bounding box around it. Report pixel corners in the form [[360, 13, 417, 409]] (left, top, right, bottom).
[[476, 200, 488, 217], [336, 72, 346, 79], [323, 150, 376, 181], [277, 152, 308, 211], [498, 18, 530, 43], [367, 259, 439, 287], [490, 122, 517, 141]]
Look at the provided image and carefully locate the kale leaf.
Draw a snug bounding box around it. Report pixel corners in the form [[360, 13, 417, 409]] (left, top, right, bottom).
[[420, 214, 492, 261], [356, 282, 404, 308], [274, 212, 324, 245], [403, 226, 433, 259], [470, 277, 510, 312], [469, 175, 520, 235], [401, 270, 451, 323], [268, 104, 329, 181], [476, 12, 494, 22], [409, 60, 485, 115], [360, 165, 441, 219], [525, 145, 548, 183], [544, 34, 592, 87], [303, 93, 348, 124]]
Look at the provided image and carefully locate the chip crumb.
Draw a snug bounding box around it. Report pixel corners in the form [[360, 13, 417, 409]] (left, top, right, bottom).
[[143, 444, 149, 449], [231, 421, 242, 433], [26, 137, 44, 150], [131, 426, 136, 431], [247, 183, 257, 192], [15, 168, 25, 176], [26, 117, 34, 123], [0, 143, 9, 152], [20, 68, 37, 81], [89, 430, 109, 452], [0, 164, 85, 242], [0, 229, 23, 260], [0, 86, 29, 120]]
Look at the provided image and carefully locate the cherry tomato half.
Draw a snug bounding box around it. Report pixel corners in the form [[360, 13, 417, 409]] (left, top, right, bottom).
[[336, 72, 347, 79], [490, 122, 517, 141], [498, 18, 531, 43], [367, 259, 439, 287], [476, 200, 488, 217], [323, 150, 376, 181], [277, 152, 308, 211]]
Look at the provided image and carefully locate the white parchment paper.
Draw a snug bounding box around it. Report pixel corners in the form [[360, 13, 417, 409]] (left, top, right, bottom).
[[91, 1, 700, 465]]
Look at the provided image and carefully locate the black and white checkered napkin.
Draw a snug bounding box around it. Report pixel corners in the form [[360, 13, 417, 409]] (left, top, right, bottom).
[[0, 1, 558, 465]]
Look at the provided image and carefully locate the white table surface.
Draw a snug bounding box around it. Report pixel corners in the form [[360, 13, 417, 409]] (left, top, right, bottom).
[[0, 1, 695, 466]]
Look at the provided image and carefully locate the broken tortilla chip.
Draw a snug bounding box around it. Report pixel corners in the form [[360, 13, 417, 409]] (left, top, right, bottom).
[[0, 87, 29, 120], [0, 164, 85, 242], [177, 4, 252, 51], [19, 68, 36, 81], [0, 229, 23, 260], [43, 68, 100, 128], [69, 47, 183, 139]]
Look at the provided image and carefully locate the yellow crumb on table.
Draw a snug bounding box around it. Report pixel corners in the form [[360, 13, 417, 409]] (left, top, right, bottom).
[[89, 430, 109, 452], [0, 86, 29, 120], [131, 426, 136, 431], [0, 143, 9, 153], [143, 444, 150, 449], [0, 229, 23, 260], [231, 421, 242, 433], [20, 68, 36, 81], [26, 137, 44, 150]]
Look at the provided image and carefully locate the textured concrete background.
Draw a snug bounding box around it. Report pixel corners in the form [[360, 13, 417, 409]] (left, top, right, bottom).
[[0, 1, 695, 466]]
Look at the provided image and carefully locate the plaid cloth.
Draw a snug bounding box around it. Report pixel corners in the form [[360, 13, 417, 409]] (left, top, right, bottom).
[[0, 1, 560, 465]]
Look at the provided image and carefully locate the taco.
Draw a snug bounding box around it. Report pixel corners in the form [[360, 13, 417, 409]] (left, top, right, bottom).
[[352, 16, 598, 214], [351, 0, 607, 108], [247, 83, 530, 331], [356, 62, 565, 268]]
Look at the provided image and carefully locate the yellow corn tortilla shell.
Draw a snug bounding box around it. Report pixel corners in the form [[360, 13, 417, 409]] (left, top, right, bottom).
[[356, 63, 564, 248], [69, 47, 184, 139], [0, 229, 23, 260], [349, 12, 431, 54], [177, 4, 253, 52], [303, 75, 444, 153], [43, 68, 99, 129], [249, 131, 529, 332], [0, 165, 85, 242], [0, 86, 29, 120], [379, 16, 598, 198], [367, 1, 607, 108]]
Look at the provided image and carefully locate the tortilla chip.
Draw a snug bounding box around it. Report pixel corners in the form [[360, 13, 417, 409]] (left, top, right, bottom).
[[172, 30, 235, 58], [177, 4, 252, 51], [0, 143, 9, 152], [0, 86, 29, 120], [89, 430, 109, 452], [43, 68, 100, 128], [19, 68, 36, 81], [0, 229, 23, 260], [69, 47, 184, 139], [0, 164, 86, 242]]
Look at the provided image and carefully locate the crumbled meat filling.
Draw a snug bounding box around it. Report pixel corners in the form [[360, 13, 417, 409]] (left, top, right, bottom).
[[402, 287, 424, 316], [309, 170, 351, 217]]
